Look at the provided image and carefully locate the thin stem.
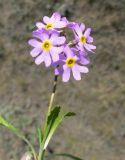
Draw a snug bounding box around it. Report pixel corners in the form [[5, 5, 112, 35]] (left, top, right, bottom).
[[38, 148, 45, 160], [38, 75, 58, 160], [22, 137, 37, 160], [48, 75, 58, 114], [41, 150, 45, 160]]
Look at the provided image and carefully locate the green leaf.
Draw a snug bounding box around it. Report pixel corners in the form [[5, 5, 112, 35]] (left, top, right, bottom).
[[43, 106, 75, 150], [0, 115, 37, 160], [0, 115, 23, 139], [44, 106, 61, 138], [38, 128, 43, 146], [53, 153, 83, 160]]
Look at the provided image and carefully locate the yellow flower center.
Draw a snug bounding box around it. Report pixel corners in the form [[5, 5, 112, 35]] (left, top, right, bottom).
[[80, 35, 86, 44], [45, 23, 53, 30], [66, 58, 76, 67], [42, 40, 51, 51]]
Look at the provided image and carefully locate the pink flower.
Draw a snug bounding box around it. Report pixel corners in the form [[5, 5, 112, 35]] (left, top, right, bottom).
[[28, 30, 66, 67], [36, 12, 67, 31], [28, 12, 96, 82], [55, 46, 89, 82], [73, 23, 96, 52]]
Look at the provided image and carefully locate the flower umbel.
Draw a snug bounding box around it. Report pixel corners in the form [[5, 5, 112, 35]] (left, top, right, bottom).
[[28, 12, 96, 82]]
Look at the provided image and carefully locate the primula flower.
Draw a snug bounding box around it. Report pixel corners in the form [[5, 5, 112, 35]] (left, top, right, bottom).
[[36, 12, 66, 31], [73, 23, 96, 52], [28, 12, 96, 82], [28, 30, 66, 66], [55, 46, 89, 82]]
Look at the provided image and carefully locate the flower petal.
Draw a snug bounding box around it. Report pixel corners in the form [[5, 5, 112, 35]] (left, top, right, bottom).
[[72, 65, 81, 80], [79, 55, 90, 65], [74, 24, 82, 37], [54, 21, 67, 28], [77, 42, 84, 51], [51, 52, 59, 62], [33, 31, 49, 41], [62, 17, 69, 24], [80, 23, 85, 32], [35, 52, 45, 65], [50, 47, 61, 62], [50, 32, 58, 41], [77, 64, 89, 73], [51, 12, 61, 21], [84, 28, 91, 38], [43, 16, 51, 24], [36, 22, 45, 29], [51, 36, 66, 45], [84, 44, 96, 52], [68, 22, 76, 29], [28, 39, 42, 47], [44, 52, 51, 67], [30, 48, 42, 57], [87, 36, 93, 43], [52, 46, 64, 54], [62, 65, 71, 82], [64, 45, 74, 58]]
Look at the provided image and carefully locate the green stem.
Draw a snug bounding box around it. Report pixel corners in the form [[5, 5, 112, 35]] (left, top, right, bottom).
[[38, 75, 58, 160], [39, 149, 45, 160], [47, 75, 58, 115], [22, 136, 37, 160], [41, 150, 45, 160]]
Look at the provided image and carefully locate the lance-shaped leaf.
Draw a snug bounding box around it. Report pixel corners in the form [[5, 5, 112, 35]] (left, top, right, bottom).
[[0, 116, 23, 139], [44, 106, 61, 140], [43, 106, 75, 150], [0, 116, 37, 160]]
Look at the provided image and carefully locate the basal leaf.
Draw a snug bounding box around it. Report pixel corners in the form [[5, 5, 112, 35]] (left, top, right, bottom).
[[0, 115, 37, 160], [0, 115, 23, 138], [53, 153, 83, 160]]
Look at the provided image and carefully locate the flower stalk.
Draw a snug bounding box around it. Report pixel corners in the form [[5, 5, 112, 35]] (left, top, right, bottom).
[[28, 12, 96, 82], [38, 75, 58, 160], [48, 75, 58, 114]]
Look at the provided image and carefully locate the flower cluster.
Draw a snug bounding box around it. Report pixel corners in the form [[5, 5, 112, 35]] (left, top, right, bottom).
[[28, 12, 96, 82]]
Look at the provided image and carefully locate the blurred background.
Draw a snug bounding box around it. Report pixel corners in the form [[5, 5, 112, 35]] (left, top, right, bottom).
[[0, 0, 125, 159]]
